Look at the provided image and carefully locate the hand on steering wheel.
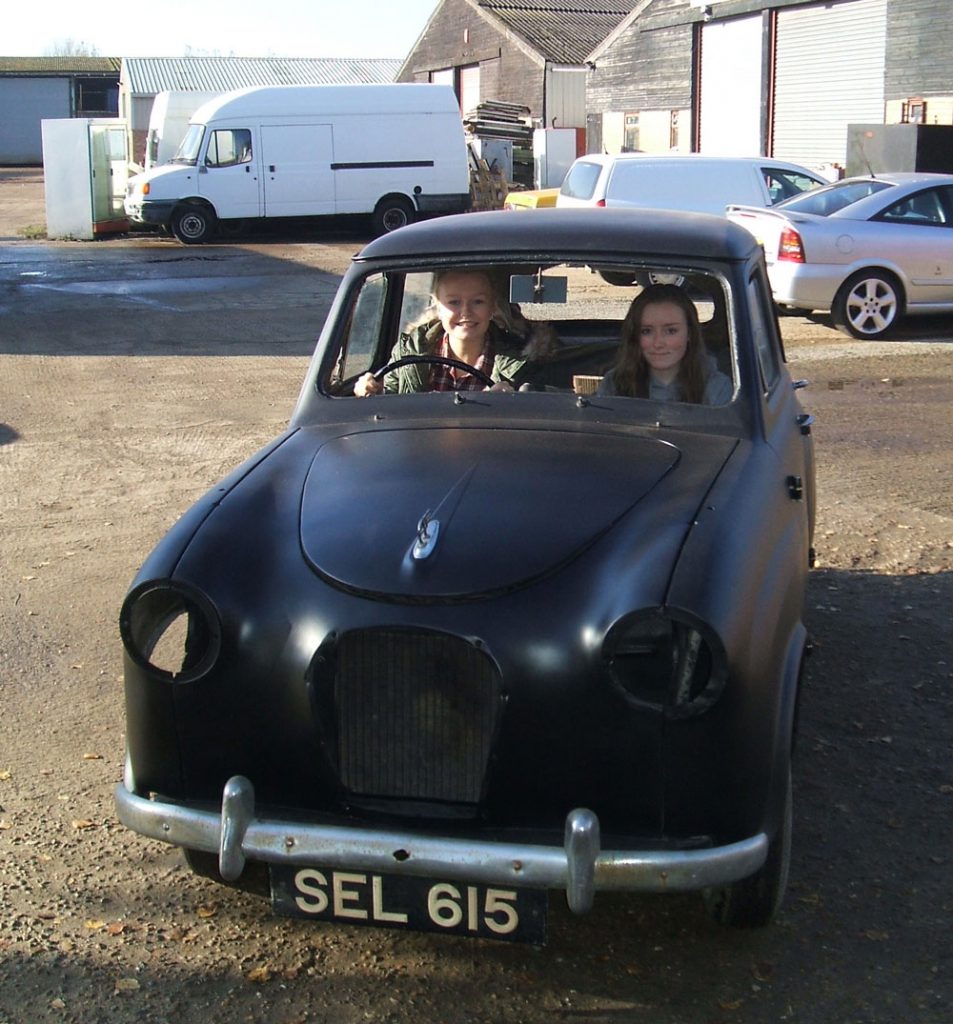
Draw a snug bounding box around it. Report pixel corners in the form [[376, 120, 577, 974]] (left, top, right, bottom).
[[354, 354, 498, 396], [372, 354, 495, 388]]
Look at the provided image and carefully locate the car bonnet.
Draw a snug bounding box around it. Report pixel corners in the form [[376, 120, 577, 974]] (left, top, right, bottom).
[[299, 425, 732, 599]]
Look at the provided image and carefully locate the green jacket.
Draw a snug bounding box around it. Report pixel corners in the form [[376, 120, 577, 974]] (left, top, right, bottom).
[[382, 321, 530, 394]]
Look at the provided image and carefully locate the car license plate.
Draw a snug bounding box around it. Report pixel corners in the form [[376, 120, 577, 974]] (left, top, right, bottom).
[[270, 865, 547, 944]]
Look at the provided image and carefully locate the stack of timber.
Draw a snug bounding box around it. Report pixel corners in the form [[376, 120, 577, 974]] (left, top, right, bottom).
[[463, 100, 533, 144], [463, 99, 535, 188]]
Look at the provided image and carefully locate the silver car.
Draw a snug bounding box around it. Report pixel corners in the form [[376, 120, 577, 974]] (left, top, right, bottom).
[[728, 172, 953, 339]]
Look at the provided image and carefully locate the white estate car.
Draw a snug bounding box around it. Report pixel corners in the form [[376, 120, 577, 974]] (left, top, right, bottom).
[[556, 154, 825, 216]]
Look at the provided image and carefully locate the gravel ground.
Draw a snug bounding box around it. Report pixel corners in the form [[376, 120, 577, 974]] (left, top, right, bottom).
[[1, 167, 952, 1024]]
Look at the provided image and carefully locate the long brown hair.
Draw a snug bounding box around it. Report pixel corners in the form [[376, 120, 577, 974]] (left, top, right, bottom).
[[612, 284, 707, 403]]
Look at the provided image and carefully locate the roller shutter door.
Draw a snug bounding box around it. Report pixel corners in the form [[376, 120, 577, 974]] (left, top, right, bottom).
[[699, 15, 763, 155], [0, 79, 71, 164], [772, 0, 887, 168]]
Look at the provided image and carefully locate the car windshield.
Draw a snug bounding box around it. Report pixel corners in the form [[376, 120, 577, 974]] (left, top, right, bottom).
[[322, 261, 737, 409], [775, 178, 893, 216]]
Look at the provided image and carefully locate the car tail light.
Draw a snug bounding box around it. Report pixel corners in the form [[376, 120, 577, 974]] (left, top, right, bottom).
[[603, 612, 726, 718], [596, 198, 606, 208], [778, 226, 805, 263], [120, 580, 221, 682]]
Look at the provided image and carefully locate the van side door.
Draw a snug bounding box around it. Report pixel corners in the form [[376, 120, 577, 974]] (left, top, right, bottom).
[[261, 124, 335, 217], [199, 127, 262, 219]]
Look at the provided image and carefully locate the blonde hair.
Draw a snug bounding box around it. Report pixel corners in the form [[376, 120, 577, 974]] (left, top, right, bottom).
[[405, 268, 498, 334]]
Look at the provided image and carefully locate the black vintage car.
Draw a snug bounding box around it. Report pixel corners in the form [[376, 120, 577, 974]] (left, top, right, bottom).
[[116, 208, 815, 943]]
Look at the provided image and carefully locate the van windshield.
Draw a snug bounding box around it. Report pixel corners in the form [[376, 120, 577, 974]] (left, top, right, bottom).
[[172, 124, 205, 165]]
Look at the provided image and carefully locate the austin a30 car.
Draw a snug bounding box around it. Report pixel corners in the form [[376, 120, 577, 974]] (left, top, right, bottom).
[[116, 208, 816, 943]]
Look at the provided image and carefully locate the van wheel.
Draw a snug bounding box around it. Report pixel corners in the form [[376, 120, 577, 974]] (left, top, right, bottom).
[[372, 196, 415, 235], [171, 205, 217, 244]]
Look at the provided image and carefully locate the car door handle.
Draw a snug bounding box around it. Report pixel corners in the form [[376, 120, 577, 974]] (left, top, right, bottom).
[[792, 378, 810, 390], [796, 413, 814, 436], [269, 165, 276, 173]]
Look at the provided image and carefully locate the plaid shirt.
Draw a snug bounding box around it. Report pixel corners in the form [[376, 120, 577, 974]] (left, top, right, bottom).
[[429, 334, 496, 392]]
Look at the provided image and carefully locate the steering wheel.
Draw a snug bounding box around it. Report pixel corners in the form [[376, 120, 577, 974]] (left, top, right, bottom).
[[373, 354, 495, 388]]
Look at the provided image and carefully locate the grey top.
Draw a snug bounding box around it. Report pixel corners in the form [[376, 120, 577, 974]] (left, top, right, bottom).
[[596, 366, 733, 405]]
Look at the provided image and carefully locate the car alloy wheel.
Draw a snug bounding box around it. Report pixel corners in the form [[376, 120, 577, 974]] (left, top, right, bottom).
[[832, 269, 902, 340]]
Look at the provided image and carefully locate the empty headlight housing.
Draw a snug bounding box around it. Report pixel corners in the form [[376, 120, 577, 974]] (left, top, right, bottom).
[[604, 611, 726, 718], [120, 580, 221, 682]]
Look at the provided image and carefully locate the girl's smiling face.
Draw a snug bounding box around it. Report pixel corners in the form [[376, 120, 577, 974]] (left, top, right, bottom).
[[434, 272, 493, 351], [637, 300, 689, 382]]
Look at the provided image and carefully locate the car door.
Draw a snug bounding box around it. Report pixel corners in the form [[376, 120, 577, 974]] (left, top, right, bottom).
[[748, 265, 815, 551], [871, 186, 953, 305]]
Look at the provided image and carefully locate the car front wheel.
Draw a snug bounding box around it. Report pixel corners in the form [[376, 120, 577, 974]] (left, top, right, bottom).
[[703, 764, 792, 928], [831, 269, 903, 339], [171, 204, 217, 244]]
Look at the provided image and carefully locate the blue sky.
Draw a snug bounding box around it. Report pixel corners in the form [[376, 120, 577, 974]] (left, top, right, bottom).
[[4, 0, 439, 59]]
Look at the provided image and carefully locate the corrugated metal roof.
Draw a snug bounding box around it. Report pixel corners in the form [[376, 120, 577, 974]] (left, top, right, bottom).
[[122, 56, 402, 96], [478, 0, 639, 63], [0, 56, 121, 74]]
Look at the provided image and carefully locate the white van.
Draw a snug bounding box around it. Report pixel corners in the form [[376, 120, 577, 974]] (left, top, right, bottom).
[[124, 84, 471, 242], [555, 153, 825, 215], [144, 90, 219, 171]]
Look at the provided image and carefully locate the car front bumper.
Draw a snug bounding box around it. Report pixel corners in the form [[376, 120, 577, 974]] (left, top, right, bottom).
[[114, 775, 768, 914]]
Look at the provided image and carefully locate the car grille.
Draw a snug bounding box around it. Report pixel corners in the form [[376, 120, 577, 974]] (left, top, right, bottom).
[[329, 629, 503, 806]]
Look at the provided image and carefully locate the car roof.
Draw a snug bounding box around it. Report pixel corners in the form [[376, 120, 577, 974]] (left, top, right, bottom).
[[356, 207, 761, 264], [568, 153, 820, 172], [780, 172, 953, 219], [839, 171, 953, 186]]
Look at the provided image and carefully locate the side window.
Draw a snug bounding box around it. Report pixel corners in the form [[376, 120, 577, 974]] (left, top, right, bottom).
[[877, 187, 947, 225], [205, 129, 252, 168], [338, 274, 387, 382], [763, 169, 822, 204], [747, 271, 782, 393], [146, 129, 159, 167]]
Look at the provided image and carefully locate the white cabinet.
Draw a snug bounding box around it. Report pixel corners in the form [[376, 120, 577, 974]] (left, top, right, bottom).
[[41, 118, 130, 239]]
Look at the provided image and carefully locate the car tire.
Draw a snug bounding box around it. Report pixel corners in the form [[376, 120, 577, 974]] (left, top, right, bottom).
[[372, 195, 415, 235], [831, 269, 903, 339], [171, 204, 217, 244], [703, 763, 792, 928]]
